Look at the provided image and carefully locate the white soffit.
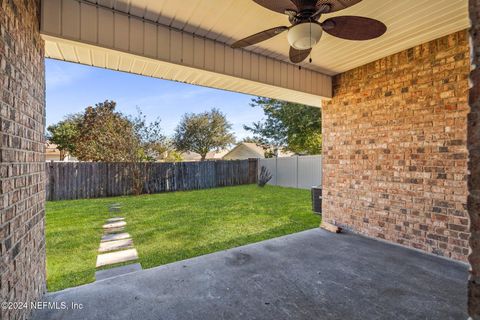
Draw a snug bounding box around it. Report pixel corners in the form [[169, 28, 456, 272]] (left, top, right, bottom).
[[43, 35, 328, 107], [40, 0, 333, 107], [80, 0, 470, 76]]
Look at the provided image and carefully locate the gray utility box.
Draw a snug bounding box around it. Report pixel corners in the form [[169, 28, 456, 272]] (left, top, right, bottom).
[[311, 186, 322, 214]]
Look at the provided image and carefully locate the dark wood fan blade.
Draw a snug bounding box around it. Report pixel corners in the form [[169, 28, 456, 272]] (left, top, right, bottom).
[[253, 0, 299, 14], [314, 0, 362, 13], [231, 26, 289, 48], [289, 47, 311, 63], [322, 16, 386, 40], [254, 0, 362, 15], [290, 0, 316, 10]]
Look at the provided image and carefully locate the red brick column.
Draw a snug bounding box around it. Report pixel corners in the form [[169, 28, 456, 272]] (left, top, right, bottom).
[[469, 0, 480, 317], [0, 1, 46, 319]]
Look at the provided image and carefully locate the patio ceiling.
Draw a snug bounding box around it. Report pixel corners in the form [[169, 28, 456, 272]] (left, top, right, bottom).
[[40, 0, 469, 107], [80, 0, 469, 75]]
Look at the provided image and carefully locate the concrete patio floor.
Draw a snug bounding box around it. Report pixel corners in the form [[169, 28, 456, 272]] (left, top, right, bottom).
[[33, 229, 468, 320]]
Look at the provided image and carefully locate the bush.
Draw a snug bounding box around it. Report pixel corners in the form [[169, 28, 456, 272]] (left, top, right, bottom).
[[258, 166, 272, 187]]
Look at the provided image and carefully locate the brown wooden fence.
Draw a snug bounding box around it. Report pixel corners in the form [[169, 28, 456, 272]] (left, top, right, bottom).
[[46, 159, 258, 201]]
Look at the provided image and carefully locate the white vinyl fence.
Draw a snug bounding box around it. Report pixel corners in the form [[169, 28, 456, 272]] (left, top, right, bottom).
[[258, 155, 322, 189]]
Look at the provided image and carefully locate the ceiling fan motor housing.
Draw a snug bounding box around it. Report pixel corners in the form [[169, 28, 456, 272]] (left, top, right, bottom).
[[287, 22, 323, 50]]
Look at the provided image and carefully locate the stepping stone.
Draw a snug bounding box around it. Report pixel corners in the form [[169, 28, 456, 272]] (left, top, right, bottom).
[[103, 221, 126, 229], [101, 232, 131, 242], [96, 249, 138, 268], [95, 263, 142, 281], [103, 227, 125, 234], [98, 239, 133, 253], [106, 217, 125, 223], [108, 205, 122, 213]]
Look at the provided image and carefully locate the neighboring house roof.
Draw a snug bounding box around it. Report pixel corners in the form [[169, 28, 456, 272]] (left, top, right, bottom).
[[223, 143, 264, 160], [223, 142, 293, 160], [209, 149, 229, 159], [45, 142, 77, 162], [180, 151, 201, 161], [180, 150, 229, 161], [46, 142, 59, 150], [45, 142, 62, 160]]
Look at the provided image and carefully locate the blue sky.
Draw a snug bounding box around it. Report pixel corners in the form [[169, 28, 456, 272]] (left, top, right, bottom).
[[45, 59, 264, 140]]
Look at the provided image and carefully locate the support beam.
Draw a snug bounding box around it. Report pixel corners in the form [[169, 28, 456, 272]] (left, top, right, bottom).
[[40, 0, 332, 107]]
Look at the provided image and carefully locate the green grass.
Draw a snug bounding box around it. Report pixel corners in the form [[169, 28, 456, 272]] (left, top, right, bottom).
[[46, 185, 320, 291]]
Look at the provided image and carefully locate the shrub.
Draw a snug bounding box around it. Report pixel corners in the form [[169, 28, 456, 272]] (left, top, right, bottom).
[[258, 166, 272, 187]]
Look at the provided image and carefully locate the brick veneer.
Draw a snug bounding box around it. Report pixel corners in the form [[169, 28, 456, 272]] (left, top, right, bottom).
[[322, 30, 470, 261], [0, 0, 46, 319], [469, 0, 480, 317]]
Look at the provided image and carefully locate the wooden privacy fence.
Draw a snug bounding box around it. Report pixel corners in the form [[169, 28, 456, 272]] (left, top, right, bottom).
[[46, 159, 258, 201]]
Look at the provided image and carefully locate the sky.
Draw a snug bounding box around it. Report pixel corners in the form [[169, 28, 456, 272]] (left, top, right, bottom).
[[45, 58, 264, 140]]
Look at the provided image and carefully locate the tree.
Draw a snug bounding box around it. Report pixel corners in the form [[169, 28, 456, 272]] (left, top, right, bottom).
[[47, 101, 173, 194], [174, 108, 235, 160], [162, 150, 183, 162], [75, 100, 140, 162], [241, 136, 262, 144], [130, 109, 170, 161], [244, 97, 322, 155], [46, 114, 81, 159], [46, 101, 171, 164]]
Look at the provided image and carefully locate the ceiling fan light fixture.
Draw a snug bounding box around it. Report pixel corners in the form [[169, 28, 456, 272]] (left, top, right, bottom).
[[287, 22, 323, 50], [233, 1, 386, 64]]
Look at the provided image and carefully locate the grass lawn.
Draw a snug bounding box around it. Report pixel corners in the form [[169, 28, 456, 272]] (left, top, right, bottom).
[[46, 184, 320, 291]]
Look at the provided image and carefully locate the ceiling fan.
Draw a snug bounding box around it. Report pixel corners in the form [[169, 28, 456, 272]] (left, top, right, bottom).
[[231, 0, 387, 64]]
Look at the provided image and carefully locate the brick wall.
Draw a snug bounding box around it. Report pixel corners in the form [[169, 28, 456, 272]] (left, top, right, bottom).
[[0, 0, 46, 319], [469, 0, 480, 317], [322, 30, 470, 262]]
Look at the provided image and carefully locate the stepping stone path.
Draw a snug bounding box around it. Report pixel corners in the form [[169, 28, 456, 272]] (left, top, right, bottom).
[[96, 249, 139, 267], [102, 232, 131, 242], [101, 232, 130, 242], [95, 204, 142, 281], [98, 238, 133, 253], [102, 221, 127, 229]]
